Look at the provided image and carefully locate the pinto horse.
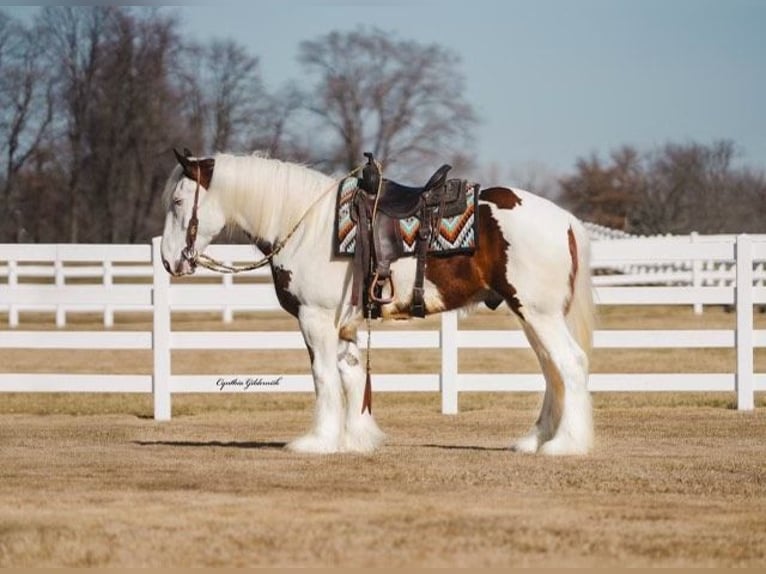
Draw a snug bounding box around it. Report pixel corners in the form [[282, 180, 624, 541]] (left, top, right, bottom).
[[160, 151, 596, 455]]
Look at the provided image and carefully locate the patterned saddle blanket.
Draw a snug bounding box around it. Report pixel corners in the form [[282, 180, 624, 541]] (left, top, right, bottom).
[[334, 177, 478, 258]]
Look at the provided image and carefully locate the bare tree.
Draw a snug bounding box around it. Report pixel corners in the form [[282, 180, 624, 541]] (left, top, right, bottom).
[[246, 82, 310, 161], [629, 141, 745, 234], [562, 140, 766, 234], [559, 146, 643, 230], [176, 39, 268, 154], [124, 9, 189, 242], [81, 8, 189, 242], [207, 40, 264, 152], [3, 7, 297, 243], [298, 28, 477, 179], [506, 161, 563, 200], [728, 167, 766, 233], [173, 41, 207, 154], [38, 6, 113, 242], [25, 7, 195, 243], [0, 14, 54, 241]]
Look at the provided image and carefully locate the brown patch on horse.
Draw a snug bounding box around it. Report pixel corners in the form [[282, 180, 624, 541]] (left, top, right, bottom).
[[479, 187, 523, 210], [192, 159, 215, 189], [271, 266, 300, 318], [175, 150, 215, 189], [564, 226, 578, 315], [425, 204, 523, 319], [338, 323, 358, 343]]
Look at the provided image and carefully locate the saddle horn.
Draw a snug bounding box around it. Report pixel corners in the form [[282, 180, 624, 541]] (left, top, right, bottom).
[[361, 152, 381, 195]]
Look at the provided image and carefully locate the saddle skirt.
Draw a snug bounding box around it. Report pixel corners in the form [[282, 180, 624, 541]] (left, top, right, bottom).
[[334, 176, 479, 258]]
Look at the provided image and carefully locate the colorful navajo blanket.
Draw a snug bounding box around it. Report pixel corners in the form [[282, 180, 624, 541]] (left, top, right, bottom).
[[334, 177, 478, 258]]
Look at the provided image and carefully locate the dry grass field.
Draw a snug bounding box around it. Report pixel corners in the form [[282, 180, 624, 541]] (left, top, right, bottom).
[[1, 305, 765, 567]]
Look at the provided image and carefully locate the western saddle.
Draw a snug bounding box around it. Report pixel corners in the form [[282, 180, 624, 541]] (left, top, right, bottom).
[[351, 153, 468, 318]]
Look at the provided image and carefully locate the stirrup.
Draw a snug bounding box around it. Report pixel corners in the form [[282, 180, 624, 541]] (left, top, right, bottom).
[[368, 272, 396, 305]]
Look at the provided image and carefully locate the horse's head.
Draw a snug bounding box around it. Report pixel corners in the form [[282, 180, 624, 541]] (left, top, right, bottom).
[[160, 149, 225, 276]]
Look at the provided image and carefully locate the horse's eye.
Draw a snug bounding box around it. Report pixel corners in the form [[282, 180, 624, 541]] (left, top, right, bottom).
[[173, 197, 183, 206]]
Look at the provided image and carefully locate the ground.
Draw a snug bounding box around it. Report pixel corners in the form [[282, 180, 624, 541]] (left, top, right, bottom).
[[0, 392, 764, 567], [0, 306, 765, 566]]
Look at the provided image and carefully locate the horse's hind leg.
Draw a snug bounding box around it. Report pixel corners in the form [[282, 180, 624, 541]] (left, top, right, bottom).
[[337, 334, 386, 453], [286, 306, 344, 454], [512, 310, 593, 455], [510, 321, 561, 453]]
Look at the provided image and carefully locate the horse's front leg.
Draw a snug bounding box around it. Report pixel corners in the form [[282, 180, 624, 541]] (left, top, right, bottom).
[[337, 334, 386, 453], [287, 306, 344, 454]]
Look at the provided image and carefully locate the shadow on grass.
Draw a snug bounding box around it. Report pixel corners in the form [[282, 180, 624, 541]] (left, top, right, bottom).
[[419, 443, 509, 452], [133, 440, 286, 449], [136, 440, 510, 452]]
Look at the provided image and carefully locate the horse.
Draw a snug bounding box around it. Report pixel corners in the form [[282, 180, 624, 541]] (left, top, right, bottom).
[[160, 151, 596, 455]]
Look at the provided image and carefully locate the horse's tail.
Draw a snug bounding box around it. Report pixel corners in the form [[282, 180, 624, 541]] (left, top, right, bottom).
[[566, 220, 597, 359]]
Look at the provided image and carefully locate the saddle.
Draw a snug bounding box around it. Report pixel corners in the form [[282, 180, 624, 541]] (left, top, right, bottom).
[[351, 153, 470, 317]]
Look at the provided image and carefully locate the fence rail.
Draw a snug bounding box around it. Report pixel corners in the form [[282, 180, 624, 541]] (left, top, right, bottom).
[[1, 234, 765, 417], [3, 235, 765, 327]]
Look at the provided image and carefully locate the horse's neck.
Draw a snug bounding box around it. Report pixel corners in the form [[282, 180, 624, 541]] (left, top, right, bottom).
[[215, 156, 335, 246]]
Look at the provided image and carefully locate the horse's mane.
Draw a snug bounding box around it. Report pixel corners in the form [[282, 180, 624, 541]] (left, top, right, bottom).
[[209, 152, 336, 244]]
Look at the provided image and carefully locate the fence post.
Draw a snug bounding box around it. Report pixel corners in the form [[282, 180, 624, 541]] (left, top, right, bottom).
[[440, 310, 458, 414], [103, 259, 114, 328], [8, 259, 18, 327], [54, 255, 66, 328], [152, 237, 172, 420], [691, 232, 703, 315], [222, 269, 233, 323], [735, 234, 754, 411]]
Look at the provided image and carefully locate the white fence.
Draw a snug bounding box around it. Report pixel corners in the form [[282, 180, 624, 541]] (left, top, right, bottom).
[[3, 233, 764, 328], [586, 225, 766, 315], [0, 243, 269, 328], [1, 235, 765, 417]]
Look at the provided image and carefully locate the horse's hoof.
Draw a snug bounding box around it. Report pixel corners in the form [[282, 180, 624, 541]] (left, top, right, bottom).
[[340, 418, 386, 454], [509, 434, 539, 454], [538, 437, 589, 456], [286, 433, 340, 454]]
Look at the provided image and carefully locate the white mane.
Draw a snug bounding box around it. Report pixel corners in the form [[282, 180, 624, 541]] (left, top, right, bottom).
[[209, 153, 336, 245]]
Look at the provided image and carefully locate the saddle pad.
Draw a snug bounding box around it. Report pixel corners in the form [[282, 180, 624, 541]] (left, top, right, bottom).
[[334, 177, 478, 258]]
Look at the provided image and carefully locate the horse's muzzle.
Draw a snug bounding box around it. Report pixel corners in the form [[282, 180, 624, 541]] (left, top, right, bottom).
[[163, 256, 195, 277]]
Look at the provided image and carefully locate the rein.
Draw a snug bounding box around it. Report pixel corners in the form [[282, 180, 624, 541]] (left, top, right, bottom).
[[181, 162, 367, 275]]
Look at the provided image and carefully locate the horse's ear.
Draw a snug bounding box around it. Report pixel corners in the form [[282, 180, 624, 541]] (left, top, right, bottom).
[[173, 148, 190, 168], [173, 147, 214, 186]]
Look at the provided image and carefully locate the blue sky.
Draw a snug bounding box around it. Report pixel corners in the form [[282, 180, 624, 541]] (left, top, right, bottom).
[[5, 1, 765, 177]]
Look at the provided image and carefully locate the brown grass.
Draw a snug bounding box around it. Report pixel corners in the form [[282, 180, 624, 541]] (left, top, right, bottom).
[[1, 305, 765, 566]]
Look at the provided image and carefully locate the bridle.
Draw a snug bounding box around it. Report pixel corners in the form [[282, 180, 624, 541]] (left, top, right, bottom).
[[180, 164, 203, 270]]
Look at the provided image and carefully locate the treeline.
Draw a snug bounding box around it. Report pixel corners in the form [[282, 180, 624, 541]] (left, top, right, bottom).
[[0, 7, 475, 242], [560, 140, 766, 235], [1, 7, 763, 243]]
